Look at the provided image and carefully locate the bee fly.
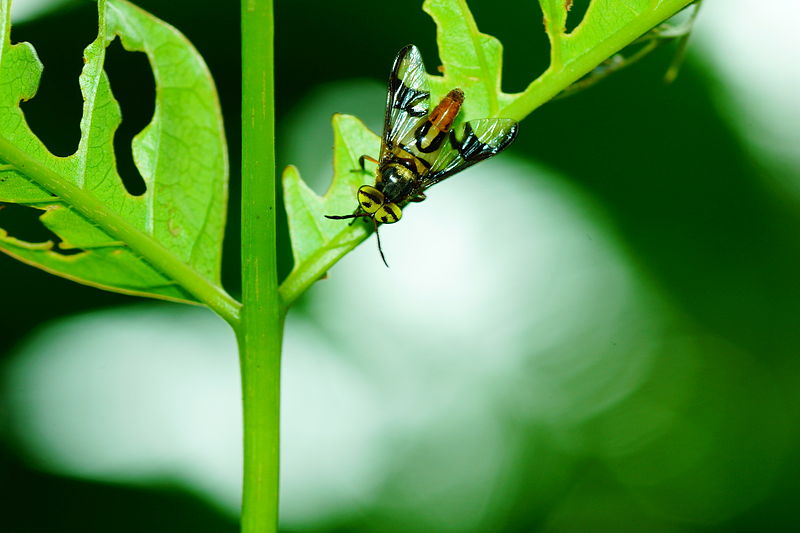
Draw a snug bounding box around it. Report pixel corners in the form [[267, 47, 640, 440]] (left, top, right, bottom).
[[326, 44, 519, 266]]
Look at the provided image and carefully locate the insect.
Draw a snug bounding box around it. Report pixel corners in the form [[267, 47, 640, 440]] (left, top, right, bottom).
[[326, 44, 519, 266]]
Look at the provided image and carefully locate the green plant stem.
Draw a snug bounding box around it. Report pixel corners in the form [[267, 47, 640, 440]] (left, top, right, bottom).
[[664, 0, 703, 83], [278, 225, 368, 309], [499, 0, 695, 120], [555, 39, 660, 100], [239, 0, 283, 532], [0, 135, 241, 326]]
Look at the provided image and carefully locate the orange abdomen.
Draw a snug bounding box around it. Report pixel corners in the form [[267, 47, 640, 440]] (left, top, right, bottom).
[[428, 88, 464, 133]]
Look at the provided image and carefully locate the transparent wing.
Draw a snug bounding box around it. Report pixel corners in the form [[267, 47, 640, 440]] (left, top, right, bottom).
[[380, 45, 431, 160], [421, 118, 519, 187]]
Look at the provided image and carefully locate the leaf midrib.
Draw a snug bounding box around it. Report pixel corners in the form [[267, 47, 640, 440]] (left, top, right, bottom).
[[500, 0, 696, 120], [455, 0, 498, 115], [0, 133, 241, 324]]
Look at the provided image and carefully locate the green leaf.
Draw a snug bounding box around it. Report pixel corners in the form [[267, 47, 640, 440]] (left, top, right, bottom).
[[422, 0, 515, 119], [279, 114, 379, 307], [502, 0, 696, 118], [0, 0, 229, 307], [540, 0, 667, 67], [422, 0, 697, 120], [280, 0, 696, 304]]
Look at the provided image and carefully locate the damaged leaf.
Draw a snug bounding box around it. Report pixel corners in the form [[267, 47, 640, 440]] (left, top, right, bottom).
[[282, 0, 697, 300], [0, 0, 228, 304], [280, 114, 379, 306]]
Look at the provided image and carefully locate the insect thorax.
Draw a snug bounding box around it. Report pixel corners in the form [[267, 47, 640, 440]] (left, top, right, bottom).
[[378, 162, 417, 204]]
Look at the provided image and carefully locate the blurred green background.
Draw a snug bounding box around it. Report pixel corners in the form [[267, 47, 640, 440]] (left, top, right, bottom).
[[2, 0, 800, 531]]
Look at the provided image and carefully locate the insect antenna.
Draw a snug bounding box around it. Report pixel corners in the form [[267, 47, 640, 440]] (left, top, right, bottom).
[[371, 216, 390, 268], [325, 213, 366, 220], [325, 212, 370, 226]]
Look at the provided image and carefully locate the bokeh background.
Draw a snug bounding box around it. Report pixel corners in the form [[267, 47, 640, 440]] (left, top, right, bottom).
[[2, 0, 799, 531]]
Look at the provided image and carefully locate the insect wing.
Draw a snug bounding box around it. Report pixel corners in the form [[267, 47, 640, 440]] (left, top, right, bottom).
[[422, 118, 519, 187], [380, 45, 431, 160]]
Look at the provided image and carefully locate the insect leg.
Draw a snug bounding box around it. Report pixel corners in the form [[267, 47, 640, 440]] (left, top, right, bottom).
[[351, 155, 380, 174], [409, 192, 427, 203]]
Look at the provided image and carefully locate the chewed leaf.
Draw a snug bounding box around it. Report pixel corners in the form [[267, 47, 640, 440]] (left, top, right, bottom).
[[280, 114, 379, 305], [280, 0, 698, 304], [540, 0, 671, 68], [0, 0, 227, 303], [423, 0, 516, 120], [421, 0, 697, 120]]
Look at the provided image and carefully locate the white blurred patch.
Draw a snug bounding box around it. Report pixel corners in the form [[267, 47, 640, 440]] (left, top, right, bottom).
[[4, 153, 668, 530], [310, 157, 659, 430], [279, 317, 387, 525], [4, 307, 243, 510], [4, 76, 681, 530], [694, 0, 800, 189], [4, 305, 389, 522], [11, 0, 72, 23]]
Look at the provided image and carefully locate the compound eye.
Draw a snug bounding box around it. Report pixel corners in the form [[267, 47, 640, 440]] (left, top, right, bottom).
[[357, 185, 384, 214], [375, 203, 402, 224]]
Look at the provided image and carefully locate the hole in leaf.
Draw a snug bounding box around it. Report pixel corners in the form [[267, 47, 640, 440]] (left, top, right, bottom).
[[104, 38, 155, 197], [0, 203, 82, 256], [565, 0, 591, 34], [13, 9, 90, 157], [457, 2, 550, 94]]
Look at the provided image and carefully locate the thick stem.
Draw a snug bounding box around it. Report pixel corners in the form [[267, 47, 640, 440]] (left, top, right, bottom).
[[240, 0, 283, 532], [236, 313, 283, 533]]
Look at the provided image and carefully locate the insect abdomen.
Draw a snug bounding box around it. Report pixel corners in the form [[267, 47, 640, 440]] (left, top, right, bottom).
[[429, 88, 464, 133], [414, 88, 463, 154]]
